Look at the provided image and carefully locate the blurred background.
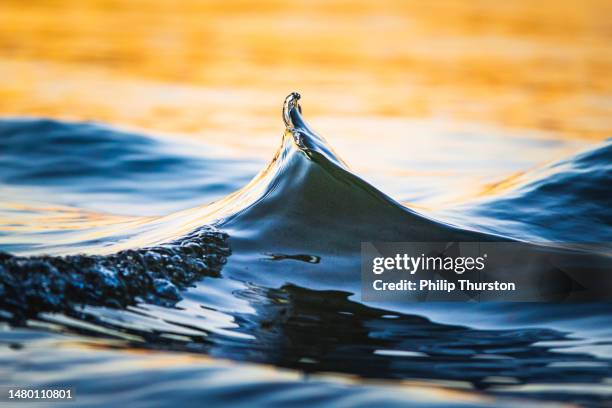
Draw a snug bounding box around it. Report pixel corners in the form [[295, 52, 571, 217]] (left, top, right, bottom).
[[0, 0, 611, 206], [2, 0, 611, 134]]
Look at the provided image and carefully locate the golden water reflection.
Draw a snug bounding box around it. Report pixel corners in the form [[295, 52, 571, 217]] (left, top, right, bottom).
[[1, 0, 611, 140], [0, 0, 611, 239]]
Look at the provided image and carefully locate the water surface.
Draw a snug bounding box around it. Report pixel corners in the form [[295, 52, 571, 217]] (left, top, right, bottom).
[[1, 95, 611, 407]]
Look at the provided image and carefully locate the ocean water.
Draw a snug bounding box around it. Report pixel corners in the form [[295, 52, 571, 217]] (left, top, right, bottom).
[[1, 94, 611, 407]]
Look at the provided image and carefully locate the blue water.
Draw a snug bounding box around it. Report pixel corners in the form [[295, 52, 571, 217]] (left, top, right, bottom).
[[1, 95, 611, 407]]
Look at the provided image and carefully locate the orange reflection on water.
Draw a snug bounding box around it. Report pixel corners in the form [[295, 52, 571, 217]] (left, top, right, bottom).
[[0, 0, 611, 141], [0, 0, 611, 243]]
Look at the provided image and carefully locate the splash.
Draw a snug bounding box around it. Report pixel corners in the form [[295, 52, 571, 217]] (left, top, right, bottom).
[[0, 227, 229, 321]]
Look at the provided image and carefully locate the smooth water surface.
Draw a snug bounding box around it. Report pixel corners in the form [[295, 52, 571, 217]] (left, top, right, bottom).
[[1, 95, 611, 407]]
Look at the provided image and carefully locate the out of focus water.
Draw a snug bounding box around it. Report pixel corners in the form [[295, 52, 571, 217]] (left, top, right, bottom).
[[1, 1, 612, 407]]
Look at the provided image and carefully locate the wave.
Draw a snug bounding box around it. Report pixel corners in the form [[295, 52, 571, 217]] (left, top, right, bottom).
[[447, 139, 612, 242], [1, 93, 611, 407]]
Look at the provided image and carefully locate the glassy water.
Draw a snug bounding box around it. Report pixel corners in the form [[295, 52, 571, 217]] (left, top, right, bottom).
[[1, 94, 611, 407]]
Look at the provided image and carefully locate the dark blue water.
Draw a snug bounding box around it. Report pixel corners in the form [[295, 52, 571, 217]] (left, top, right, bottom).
[[1, 95, 611, 407]]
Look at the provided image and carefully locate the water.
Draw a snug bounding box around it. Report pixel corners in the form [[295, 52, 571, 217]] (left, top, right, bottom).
[[1, 94, 611, 407]]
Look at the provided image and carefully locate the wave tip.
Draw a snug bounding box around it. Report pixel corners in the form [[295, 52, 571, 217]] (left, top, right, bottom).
[[283, 92, 302, 128]]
